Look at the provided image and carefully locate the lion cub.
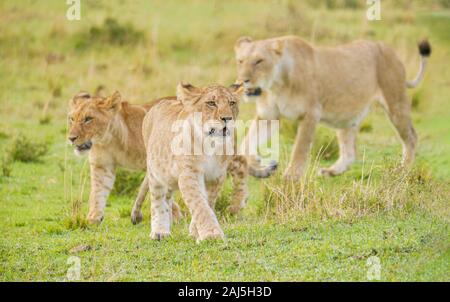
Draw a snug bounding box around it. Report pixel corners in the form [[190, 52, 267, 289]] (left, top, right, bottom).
[[67, 91, 182, 225], [141, 83, 243, 242]]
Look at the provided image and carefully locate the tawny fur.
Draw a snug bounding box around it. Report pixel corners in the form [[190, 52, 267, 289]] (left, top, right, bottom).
[[141, 83, 244, 242], [235, 35, 430, 179]]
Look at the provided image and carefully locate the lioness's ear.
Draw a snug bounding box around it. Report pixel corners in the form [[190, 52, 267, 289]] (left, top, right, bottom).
[[271, 39, 284, 56], [230, 82, 244, 97], [235, 36, 252, 51], [70, 91, 91, 107], [176, 82, 201, 105], [100, 91, 122, 112]]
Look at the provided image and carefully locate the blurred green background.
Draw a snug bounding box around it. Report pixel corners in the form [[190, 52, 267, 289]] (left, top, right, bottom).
[[0, 0, 449, 281]]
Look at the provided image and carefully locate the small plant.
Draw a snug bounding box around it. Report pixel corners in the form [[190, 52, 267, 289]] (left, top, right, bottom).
[[8, 134, 48, 163], [1, 156, 13, 179], [64, 198, 88, 230], [359, 121, 373, 133], [39, 115, 52, 125], [74, 18, 145, 50]]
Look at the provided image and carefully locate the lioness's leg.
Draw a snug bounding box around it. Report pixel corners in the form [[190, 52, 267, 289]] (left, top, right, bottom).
[[178, 170, 224, 242], [227, 155, 249, 215], [382, 92, 417, 167], [240, 116, 278, 177], [87, 163, 115, 225], [319, 127, 357, 177], [131, 175, 148, 225], [148, 177, 171, 240], [284, 114, 319, 180]]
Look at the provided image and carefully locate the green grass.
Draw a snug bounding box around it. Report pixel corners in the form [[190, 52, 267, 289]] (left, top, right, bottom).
[[0, 0, 449, 281]]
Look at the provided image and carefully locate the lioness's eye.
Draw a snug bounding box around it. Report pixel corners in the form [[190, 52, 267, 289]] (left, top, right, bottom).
[[255, 59, 264, 65], [84, 117, 93, 124], [229, 101, 236, 106], [206, 101, 217, 107], [238, 60, 243, 64], [68, 116, 74, 123]]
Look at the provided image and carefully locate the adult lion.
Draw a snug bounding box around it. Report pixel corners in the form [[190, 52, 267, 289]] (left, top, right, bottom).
[[235, 35, 431, 179]]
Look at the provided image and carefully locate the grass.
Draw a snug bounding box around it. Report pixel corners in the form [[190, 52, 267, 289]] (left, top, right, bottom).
[[0, 0, 449, 281]]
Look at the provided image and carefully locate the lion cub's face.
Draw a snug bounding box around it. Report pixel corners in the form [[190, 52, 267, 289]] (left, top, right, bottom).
[[234, 37, 284, 98], [67, 91, 122, 155], [177, 83, 243, 141]]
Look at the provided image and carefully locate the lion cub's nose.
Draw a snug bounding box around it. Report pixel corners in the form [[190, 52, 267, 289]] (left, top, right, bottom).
[[221, 117, 232, 124], [69, 136, 78, 143]]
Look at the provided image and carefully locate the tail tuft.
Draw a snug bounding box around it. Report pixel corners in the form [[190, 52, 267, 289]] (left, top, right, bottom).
[[418, 40, 431, 57]]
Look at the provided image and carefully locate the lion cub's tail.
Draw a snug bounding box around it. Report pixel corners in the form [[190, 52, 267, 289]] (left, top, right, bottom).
[[406, 40, 431, 89]]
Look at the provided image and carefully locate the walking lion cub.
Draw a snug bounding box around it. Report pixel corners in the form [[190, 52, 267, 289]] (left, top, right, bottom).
[[140, 83, 243, 242]]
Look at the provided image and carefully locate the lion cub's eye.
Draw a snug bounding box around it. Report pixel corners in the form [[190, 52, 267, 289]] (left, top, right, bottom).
[[229, 101, 237, 106], [68, 116, 74, 123], [255, 59, 264, 65], [84, 117, 93, 124], [238, 60, 243, 64], [206, 101, 217, 107]]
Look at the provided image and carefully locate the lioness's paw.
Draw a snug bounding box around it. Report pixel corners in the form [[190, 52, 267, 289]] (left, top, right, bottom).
[[150, 231, 171, 241], [130, 210, 143, 225], [283, 166, 304, 181], [87, 215, 103, 225], [318, 168, 339, 177]]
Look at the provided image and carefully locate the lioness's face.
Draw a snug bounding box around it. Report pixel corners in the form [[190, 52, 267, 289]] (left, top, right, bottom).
[[176, 83, 243, 139], [67, 91, 122, 155], [234, 37, 283, 97]]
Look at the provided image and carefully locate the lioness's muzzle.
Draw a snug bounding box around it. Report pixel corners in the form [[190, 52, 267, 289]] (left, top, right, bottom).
[[245, 87, 262, 96]]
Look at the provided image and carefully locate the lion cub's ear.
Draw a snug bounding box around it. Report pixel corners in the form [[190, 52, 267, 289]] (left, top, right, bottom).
[[70, 91, 91, 107], [235, 36, 252, 51], [99, 91, 122, 112], [176, 82, 201, 107], [229, 82, 244, 98]]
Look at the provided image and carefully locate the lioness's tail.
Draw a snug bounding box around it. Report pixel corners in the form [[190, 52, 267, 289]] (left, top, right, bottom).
[[406, 40, 431, 89]]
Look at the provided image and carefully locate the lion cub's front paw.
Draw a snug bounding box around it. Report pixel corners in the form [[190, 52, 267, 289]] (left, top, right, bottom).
[[150, 231, 171, 241]]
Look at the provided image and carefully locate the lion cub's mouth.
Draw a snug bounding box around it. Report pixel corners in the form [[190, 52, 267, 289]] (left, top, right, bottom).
[[245, 87, 262, 97], [75, 141, 92, 152], [208, 127, 231, 137]]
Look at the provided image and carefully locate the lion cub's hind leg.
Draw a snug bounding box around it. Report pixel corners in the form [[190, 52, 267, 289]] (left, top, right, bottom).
[[319, 127, 357, 177], [227, 155, 249, 215], [148, 177, 172, 240], [131, 175, 148, 225]]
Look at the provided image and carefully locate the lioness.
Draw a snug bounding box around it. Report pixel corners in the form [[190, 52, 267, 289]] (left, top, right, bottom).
[[141, 83, 243, 241], [67, 91, 249, 225], [235, 35, 431, 179]]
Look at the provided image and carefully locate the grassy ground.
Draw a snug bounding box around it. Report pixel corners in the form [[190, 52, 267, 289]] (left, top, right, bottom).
[[0, 0, 449, 281]]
